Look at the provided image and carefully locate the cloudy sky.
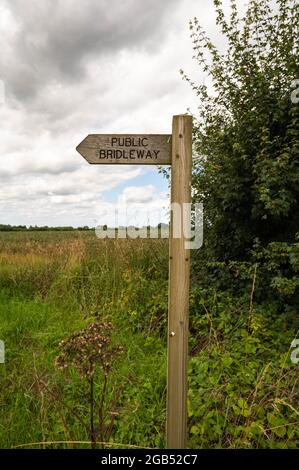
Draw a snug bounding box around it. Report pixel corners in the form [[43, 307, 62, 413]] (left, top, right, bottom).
[[0, 0, 246, 227]]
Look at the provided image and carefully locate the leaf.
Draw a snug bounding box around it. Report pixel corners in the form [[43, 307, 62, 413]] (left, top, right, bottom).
[[273, 426, 287, 438], [190, 425, 200, 435], [222, 355, 233, 367]]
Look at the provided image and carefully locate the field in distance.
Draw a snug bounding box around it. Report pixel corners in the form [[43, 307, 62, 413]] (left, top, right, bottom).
[[0, 231, 169, 449], [0, 231, 298, 449]]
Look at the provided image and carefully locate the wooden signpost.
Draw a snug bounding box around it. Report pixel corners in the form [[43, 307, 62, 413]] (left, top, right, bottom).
[[76, 115, 192, 449], [76, 134, 172, 165]]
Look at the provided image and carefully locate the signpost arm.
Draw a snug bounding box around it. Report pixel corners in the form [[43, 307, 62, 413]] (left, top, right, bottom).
[[167, 114, 192, 448]]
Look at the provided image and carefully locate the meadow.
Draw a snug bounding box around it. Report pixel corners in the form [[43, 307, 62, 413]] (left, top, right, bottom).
[[0, 231, 298, 448]]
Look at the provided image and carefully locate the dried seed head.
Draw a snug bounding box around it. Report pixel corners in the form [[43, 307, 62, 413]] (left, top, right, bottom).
[[55, 321, 124, 379]]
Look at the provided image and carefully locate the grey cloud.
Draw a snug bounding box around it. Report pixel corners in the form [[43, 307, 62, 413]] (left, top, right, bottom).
[[2, 0, 181, 103], [30, 161, 81, 176], [0, 0, 200, 227], [0, 159, 80, 178]]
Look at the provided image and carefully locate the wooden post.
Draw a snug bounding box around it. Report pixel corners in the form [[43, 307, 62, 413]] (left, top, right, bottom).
[[166, 115, 192, 448], [76, 118, 192, 449]]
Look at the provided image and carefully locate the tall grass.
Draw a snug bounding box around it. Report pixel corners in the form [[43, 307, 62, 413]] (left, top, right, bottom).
[[0, 231, 298, 448], [0, 231, 168, 448]]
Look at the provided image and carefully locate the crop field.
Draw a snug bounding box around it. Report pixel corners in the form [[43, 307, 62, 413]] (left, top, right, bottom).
[[0, 231, 298, 449]]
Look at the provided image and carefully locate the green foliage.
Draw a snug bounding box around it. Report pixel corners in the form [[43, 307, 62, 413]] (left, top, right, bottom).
[[0, 230, 298, 448], [55, 322, 124, 448], [184, 0, 299, 449], [0, 224, 88, 231], [188, 286, 299, 448], [0, 232, 167, 449], [1, 0, 299, 450], [186, 0, 298, 272]]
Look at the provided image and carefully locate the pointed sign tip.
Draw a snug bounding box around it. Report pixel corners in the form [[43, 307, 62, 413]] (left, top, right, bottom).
[[75, 134, 172, 165]]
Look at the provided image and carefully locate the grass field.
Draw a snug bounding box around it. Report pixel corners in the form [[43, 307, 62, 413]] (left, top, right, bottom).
[[0, 231, 298, 448]]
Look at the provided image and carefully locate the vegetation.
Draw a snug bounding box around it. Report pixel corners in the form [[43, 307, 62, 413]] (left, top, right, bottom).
[[0, 224, 91, 232], [55, 321, 124, 448], [186, 0, 299, 447], [0, 232, 167, 448], [186, 0, 299, 310], [0, 229, 298, 449], [0, 0, 298, 450]]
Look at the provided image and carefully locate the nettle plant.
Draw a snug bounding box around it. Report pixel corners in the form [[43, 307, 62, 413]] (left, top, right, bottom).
[[55, 322, 124, 448]]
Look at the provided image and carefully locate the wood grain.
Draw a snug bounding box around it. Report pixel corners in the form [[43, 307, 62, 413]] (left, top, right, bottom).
[[166, 115, 192, 449], [76, 134, 172, 165]]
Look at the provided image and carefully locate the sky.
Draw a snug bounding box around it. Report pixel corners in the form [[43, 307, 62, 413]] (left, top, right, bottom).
[[0, 0, 247, 228]]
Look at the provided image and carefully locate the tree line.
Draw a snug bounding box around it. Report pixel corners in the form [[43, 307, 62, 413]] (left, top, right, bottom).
[[0, 224, 92, 231]]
